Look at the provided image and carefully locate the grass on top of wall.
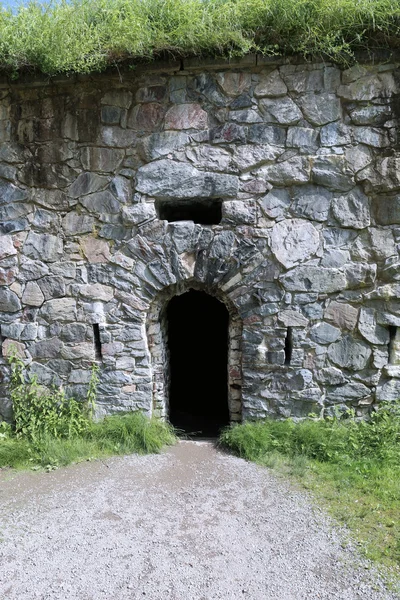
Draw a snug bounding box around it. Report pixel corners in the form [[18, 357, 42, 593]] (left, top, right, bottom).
[[219, 403, 400, 579], [0, 0, 399, 76], [0, 412, 177, 471]]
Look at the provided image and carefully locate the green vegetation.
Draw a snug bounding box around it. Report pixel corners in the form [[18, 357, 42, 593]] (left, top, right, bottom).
[[0, 353, 176, 470], [0, 0, 399, 76], [220, 404, 400, 576]]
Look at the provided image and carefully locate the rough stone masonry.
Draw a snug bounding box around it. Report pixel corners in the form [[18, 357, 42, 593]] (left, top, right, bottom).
[[1, 55, 400, 423]]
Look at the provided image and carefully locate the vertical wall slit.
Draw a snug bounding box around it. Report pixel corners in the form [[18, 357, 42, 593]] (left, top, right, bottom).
[[284, 327, 292, 365], [93, 324, 102, 361], [389, 325, 397, 364]]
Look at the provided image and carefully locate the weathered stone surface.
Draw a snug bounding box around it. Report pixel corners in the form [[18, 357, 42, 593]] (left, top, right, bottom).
[[312, 156, 354, 191], [261, 157, 310, 185], [376, 379, 400, 402], [0, 236, 16, 260], [328, 335, 372, 370], [298, 93, 341, 125], [81, 147, 124, 172], [122, 203, 156, 225], [62, 212, 94, 235], [286, 127, 318, 151], [165, 103, 208, 130], [61, 343, 95, 361], [22, 281, 44, 307], [292, 185, 331, 222], [358, 307, 390, 345], [222, 201, 256, 225], [23, 232, 63, 262], [80, 191, 120, 215], [280, 266, 347, 293], [30, 338, 62, 359], [320, 122, 351, 147], [332, 188, 370, 229], [40, 298, 77, 322], [372, 195, 400, 225], [139, 131, 189, 161], [261, 188, 290, 219], [186, 145, 234, 172], [310, 322, 341, 345], [0, 180, 27, 204], [79, 283, 114, 302], [68, 172, 107, 198], [326, 382, 372, 403], [136, 159, 238, 199], [278, 309, 308, 327], [81, 237, 111, 263], [269, 219, 319, 269], [1, 338, 25, 358], [254, 71, 287, 97], [260, 97, 302, 124], [216, 72, 251, 96], [128, 103, 166, 130]]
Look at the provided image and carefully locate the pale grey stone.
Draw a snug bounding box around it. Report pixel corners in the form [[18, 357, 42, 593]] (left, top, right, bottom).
[[209, 231, 235, 259], [376, 379, 400, 401], [186, 145, 234, 172], [280, 266, 347, 293], [23, 232, 63, 262], [261, 157, 310, 185], [281, 67, 324, 92], [320, 248, 349, 268], [109, 177, 131, 204], [338, 74, 395, 101], [332, 188, 370, 229], [345, 263, 376, 288], [286, 127, 319, 151], [81, 147, 124, 172], [345, 145, 373, 174], [260, 97, 302, 124], [68, 172, 108, 198], [61, 343, 95, 361], [169, 221, 196, 253], [320, 122, 351, 146], [0, 288, 21, 312], [140, 131, 189, 161], [292, 185, 332, 222], [358, 307, 390, 345], [62, 212, 94, 235], [30, 338, 63, 359], [358, 157, 400, 193], [79, 283, 114, 302], [0, 235, 16, 260], [353, 127, 389, 148], [136, 159, 238, 199], [369, 228, 396, 261], [246, 124, 286, 146], [298, 93, 341, 125], [254, 71, 287, 97], [122, 204, 156, 225], [230, 109, 263, 123], [233, 145, 281, 171], [328, 335, 371, 370], [80, 191, 120, 214], [350, 104, 391, 125], [316, 367, 347, 385], [222, 201, 256, 225], [270, 219, 319, 269], [322, 227, 357, 248], [0, 180, 27, 205], [310, 322, 341, 344], [40, 298, 77, 322], [327, 382, 372, 402], [278, 310, 308, 327], [312, 156, 354, 191], [261, 188, 291, 219], [22, 281, 44, 307]]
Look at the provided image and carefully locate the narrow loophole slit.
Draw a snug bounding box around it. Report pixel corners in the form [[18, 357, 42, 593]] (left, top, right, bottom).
[[93, 324, 102, 360], [389, 325, 397, 364], [284, 327, 293, 365]]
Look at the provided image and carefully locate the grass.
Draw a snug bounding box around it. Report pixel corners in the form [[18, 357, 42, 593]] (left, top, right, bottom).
[[0, 411, 177, 471], [219, 404, 400, 579], [0, 0, 399, 76]]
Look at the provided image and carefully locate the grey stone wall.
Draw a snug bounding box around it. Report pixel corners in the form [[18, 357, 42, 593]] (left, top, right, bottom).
[[1, 57, 400, 422]]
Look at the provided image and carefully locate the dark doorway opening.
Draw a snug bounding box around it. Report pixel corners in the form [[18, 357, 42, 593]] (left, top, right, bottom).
[[167, 290, 229, 437]]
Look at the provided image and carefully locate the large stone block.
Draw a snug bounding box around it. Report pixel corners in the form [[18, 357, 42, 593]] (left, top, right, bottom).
[[23, 232, 63, 262], [328, 335, 372, 370], [280, 266, 346, 293], [269, 219, 319, 269], [136, 159, 238, 199]]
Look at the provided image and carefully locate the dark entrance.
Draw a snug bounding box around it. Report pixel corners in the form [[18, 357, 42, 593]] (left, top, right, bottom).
[[167, 290, 230, 436]]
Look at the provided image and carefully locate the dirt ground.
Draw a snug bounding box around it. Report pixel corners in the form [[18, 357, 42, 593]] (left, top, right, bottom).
[[0, 440, 398, 600]]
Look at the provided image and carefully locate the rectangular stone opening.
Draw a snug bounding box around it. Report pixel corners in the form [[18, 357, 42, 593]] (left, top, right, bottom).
[[284, 327, 293, 365], [93, 324, 102, 361], [157, 199, 222, 225]]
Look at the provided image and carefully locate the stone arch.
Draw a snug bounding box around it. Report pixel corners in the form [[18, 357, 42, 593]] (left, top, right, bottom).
[[146, 280, 242, 427]]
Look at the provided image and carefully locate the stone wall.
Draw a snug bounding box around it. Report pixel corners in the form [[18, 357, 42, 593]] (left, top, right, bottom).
[[1, 56, 400, 422]]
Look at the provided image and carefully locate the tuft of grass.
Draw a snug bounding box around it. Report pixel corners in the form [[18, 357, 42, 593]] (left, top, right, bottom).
[[0, 0, 399, 75], [219, 403, 400, 576], [0, 412, 176, 471]]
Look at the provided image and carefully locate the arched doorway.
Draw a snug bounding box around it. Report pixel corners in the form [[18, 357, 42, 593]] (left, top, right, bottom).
[[167, 290, 230, 436]]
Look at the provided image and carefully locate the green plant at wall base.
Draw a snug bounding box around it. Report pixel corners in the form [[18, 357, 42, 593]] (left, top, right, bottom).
[[8, 352, 99, 442]]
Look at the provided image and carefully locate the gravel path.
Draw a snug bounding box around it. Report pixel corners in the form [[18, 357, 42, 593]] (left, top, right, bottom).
[[0, 440, 398, 600]]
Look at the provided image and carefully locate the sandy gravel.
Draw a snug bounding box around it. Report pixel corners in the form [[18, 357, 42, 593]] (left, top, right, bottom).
[[0, 440, 398, 600]]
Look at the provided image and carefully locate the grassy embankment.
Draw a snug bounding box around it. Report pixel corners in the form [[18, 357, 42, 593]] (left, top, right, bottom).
[[220, 406, 400, 578], [0, 0, 399, 76]]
